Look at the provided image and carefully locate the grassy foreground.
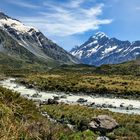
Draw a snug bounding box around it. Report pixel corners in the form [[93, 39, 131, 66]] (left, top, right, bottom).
[[42, 104, 140, 140], [0, 86, 140, 140], [0, 86, 81, 140]]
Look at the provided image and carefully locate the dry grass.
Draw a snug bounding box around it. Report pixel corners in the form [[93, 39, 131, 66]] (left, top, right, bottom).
[[0, 86, 73, 140], [18, 73, 140, 99], [42, 104, 140, 140]]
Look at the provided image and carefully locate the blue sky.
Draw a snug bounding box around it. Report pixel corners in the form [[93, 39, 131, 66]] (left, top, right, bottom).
[[1, 0, 140, 51]]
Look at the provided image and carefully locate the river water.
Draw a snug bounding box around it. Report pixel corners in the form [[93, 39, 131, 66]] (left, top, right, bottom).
[[0, 78, 140, 115]]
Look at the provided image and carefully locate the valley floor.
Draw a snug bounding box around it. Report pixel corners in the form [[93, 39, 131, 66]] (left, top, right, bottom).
[[0, 64, 140, 140], [0, 78, 140, 140]]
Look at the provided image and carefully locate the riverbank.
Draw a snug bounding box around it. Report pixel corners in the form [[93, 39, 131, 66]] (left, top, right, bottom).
[[16, 72, 140, 100], [1, 78, 140, 115]]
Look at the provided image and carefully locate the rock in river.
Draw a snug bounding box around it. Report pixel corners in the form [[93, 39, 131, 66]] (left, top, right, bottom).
[[77, 98, 87, 103], [120, 103, 125, 108], [53, 96, 60, 100], [60, 95, 67, 99], [47, 99, 59, 105], [126, 104, 133, 110], [97, 136, 110, 140], [31, 93, 42, 98]]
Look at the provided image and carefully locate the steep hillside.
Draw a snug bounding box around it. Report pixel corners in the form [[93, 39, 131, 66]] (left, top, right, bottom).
[[0, 12, 79, 71], [0, 28, 55, 71]]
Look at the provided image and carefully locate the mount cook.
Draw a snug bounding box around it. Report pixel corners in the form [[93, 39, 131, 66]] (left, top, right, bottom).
[[70, 32, 140, 66]]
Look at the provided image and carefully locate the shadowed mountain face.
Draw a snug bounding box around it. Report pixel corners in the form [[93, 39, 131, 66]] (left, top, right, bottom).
[[70, 32, 140, 66], [0, 12, 79, 70]]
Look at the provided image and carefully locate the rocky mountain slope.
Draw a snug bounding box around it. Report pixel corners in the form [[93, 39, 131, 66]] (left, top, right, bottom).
[[70, 32, 140, 66], [0, 12, 79, 70]]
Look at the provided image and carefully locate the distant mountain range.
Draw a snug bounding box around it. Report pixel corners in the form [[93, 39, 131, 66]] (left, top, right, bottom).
[[0, 12, 79, 70], [70, 32, 140, 66], [1, 12, 140, 69]]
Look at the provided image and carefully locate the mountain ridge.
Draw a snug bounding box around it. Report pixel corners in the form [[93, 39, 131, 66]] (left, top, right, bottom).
[[70, 32, 140, 66], [0, 12, 79, 70]]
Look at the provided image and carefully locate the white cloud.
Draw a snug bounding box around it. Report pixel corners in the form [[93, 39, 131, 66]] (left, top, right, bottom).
[[19, 0, 112, 36]]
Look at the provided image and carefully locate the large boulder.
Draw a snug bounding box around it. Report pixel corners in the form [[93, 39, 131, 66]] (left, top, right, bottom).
[[89, 115, 118, 133]]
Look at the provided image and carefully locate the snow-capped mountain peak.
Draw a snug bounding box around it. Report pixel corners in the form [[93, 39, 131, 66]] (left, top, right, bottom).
[[0, 12, 38, 34], [0, 12, 79, 65], [70, 32, 140, 66], [92, 32, 108, 39]]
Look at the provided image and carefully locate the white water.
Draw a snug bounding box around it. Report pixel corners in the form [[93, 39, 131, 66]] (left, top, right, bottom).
[[0, 78, 140, 115]]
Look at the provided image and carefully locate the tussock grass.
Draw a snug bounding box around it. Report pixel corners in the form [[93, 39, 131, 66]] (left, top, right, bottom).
[[42, 104, 140, 140], [18, 73, 140, 99], [0, 86, 74, 140]]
